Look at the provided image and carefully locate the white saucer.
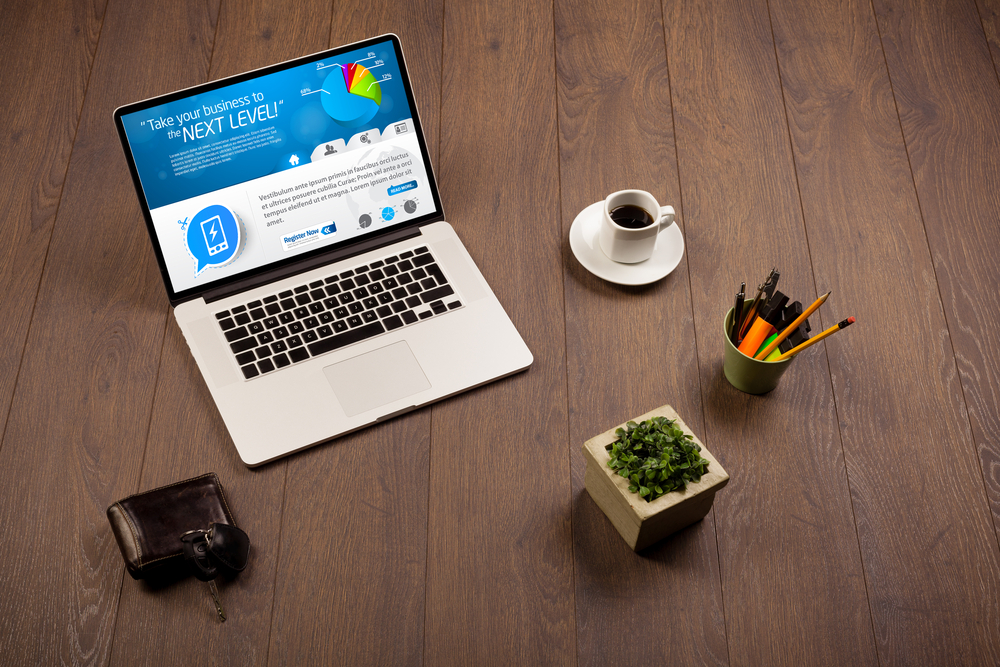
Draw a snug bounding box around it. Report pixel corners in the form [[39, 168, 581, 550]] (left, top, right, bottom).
[[569, 202, 685, 285]]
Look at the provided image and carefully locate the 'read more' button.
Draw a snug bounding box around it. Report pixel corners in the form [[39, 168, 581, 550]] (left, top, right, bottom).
[[387, 180, 417, 196]]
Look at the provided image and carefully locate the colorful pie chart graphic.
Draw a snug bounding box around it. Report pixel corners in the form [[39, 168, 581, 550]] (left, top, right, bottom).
[[321, 63, 382, 129]]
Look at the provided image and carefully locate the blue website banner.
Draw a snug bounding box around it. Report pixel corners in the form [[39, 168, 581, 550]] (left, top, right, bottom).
[[121, 40, 411, 210]]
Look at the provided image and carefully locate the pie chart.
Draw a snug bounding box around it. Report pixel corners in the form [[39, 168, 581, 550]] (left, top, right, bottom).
[[321, 63, 381, 129]]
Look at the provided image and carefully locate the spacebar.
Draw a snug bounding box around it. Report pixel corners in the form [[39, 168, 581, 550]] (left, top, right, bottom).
[[307, 322, 385, 356]]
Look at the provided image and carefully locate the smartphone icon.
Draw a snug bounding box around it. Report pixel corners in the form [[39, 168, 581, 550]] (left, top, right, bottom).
[[201, 215, 229, 256]]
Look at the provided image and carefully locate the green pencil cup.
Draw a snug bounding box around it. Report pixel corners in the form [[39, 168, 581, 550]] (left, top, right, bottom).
[[723, 307, 793, 394]]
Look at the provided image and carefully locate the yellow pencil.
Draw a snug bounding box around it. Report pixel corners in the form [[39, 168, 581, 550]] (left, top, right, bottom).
[[774, 317, 856, 361], [754, 290, 830, 359]]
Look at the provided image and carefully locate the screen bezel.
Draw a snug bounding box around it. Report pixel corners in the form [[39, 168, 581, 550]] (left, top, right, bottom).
[[114, 33, 443, 306]]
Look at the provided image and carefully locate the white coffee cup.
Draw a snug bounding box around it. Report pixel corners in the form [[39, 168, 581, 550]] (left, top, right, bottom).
[[598, 190, 676, 264]]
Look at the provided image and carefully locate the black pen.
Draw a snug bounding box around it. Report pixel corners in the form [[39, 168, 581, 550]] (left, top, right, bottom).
[[731, 282, 746, 345]]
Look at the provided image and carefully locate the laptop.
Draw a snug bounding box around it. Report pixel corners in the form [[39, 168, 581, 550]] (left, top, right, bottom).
[[114, 34, 533, 466]]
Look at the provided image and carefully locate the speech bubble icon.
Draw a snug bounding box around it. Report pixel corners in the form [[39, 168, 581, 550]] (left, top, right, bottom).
[[187, 204, 243, 275]]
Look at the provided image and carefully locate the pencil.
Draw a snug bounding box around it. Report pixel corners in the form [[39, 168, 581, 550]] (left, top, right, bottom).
[[754, 290, 831, 359], [774, 317, 856, 361]]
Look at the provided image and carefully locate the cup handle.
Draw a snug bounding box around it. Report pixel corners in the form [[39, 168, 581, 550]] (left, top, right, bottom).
[[658, 205, 676, 230]]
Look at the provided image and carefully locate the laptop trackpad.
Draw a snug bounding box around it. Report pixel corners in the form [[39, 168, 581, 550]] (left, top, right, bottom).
[[323, 341, 431, 417]]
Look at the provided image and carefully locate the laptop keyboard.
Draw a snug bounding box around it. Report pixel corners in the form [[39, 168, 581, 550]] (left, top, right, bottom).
[[213, 246, 462, 380]]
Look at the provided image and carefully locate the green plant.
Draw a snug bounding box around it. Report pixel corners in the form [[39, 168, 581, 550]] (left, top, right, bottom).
[[605, 417, 710, 501]]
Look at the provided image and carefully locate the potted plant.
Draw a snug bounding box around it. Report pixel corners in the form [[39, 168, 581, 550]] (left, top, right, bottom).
[[582, 405, 729, 551]]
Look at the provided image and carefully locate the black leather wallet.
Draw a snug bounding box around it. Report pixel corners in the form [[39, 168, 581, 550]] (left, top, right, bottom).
[[107, 472, 249, 580]]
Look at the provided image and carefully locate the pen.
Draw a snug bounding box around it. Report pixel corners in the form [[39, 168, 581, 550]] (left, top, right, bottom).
[[737, 290, 787, 357], [739, 270, 773, 340], [774, 317, 856, 360], [731, 282, 746, 345], [755, 290, 831, 359]]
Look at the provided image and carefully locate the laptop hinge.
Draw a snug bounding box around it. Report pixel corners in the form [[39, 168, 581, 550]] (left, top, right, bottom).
[[201, 225, 423, 304]]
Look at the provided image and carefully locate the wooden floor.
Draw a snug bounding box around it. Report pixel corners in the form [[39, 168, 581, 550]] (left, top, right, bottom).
[[2, 0, 1000, 664]]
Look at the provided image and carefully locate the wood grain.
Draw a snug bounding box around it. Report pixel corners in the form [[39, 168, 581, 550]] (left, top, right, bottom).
[[422, 0, 576, 663], [106, 1, 330, 663], [869, 0, 1000, 661], [0, 0, 105, 447], [266, 3, 442, 665], [662, 0, 877, 664], [0, 0, 217, 664], [553, 0, 729, 664]]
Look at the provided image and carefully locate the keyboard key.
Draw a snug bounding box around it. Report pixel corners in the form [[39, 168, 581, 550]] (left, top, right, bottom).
[[401, 310, 418, 325], [339, 269, 354, 279], [421, 285, 455, 303], [279, 312, 295, 324], [353, 286, 369, 298], [255, 345, 271, 359], [274, 326, 289, 339], [288, 335, 303, 348], [385, 255, 398, 263], [368, 282, 384, 294], [340, 278, 356, 291], [324, 297, 339, 309], [398, 259, 414, 271], [392, 287, 408, 300], [289, 347, 310, 363], [339, 292, 354, 305], [307, 321, 386, 357], [384, 265, 400, 276], [413, 253, 434, 267], [349, 302, 364, 314], [264, 317, 279, 329], [382, 277, 398, 289], [309, 302, 325, 314], [355, 264, 368, 273], [414, 246, 429, 254], [325, 284, 341, 296], [274, 353, 291, 368], [447, 301, 462, 309], [426, 264, 446, 285], [225, 326, 249, 342], [304, 316, 319, 329], [219, 317, 236, 331], [347, 315, 363, 328], [280, 298, 296, 311], [294, 285, 309, 293], [318, 325, 333, 337], [248, 300, 262, 308], [265, 303, 281, 316], [384, 315, 403, 330], [231, 304, 247, 313], [369, 260, 384, 269], [264, 295, 278, 304], [363, 297, 378, 309], [241, 364, 259, 379], [412, 268, 427, 280], [334, 307, 348, 319], [289, 322, 304, 334], [333, 320, 348, 333], [406, 283, 422, 295], [405, 295, 421, 308], [397, 273, 413, 285], [430, 300, 447, 315], [303, 330, 318, 343], [310, 288, 326, 301], [258, 332, 274, 344], [399, 250, 414, 259], [355, 273, 371, 286], [258, 358, 275, 373], [231, 337, 257, 354], [319, 311, 334, 323], [293, 306, 310, 319], [279, 290, 293, 298], [309, 280, 324, 289], [376, 305, 393, 318], [391, 300, 407, 313], [235, 313, 251, 326], [215, 310, 230, 320], [419, 311, 433, 320], [421, 277, 437, 290], [362, 310, 378, 323], [324, 276, 340, 284], [248, 321, 264, 334], [272, 340, 288, 353], [236, 351, 256, 366], [378, 293, 394, 304], [295, 293, 311, 306]]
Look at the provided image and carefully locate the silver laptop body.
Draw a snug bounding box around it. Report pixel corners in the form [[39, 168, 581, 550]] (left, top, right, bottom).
[[115, 34, 532, 466]]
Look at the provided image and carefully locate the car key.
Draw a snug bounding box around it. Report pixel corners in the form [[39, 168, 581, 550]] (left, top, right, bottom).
[[181, 530, 226, 622]]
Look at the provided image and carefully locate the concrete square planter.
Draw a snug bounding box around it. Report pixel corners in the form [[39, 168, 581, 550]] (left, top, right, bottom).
[[582, 404, 729, 551]]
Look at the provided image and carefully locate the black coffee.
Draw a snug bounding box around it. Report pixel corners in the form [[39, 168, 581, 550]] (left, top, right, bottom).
[[610, 204, 655, 229]]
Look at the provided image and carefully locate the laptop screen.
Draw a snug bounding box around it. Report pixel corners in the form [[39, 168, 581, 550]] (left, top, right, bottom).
[[115, 34, 441, 303]]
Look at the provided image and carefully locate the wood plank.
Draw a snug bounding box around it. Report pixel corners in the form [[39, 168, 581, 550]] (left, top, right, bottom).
[[868, 0, 1000, 662], [0, 0, 218, 664], [107, 1, 330, 663], [0, 0, 105, 446], [422, 0, 576, 663], [552, 0, 728, 663], [266, 5, 443, 665], [661, 0, 877, 663]]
